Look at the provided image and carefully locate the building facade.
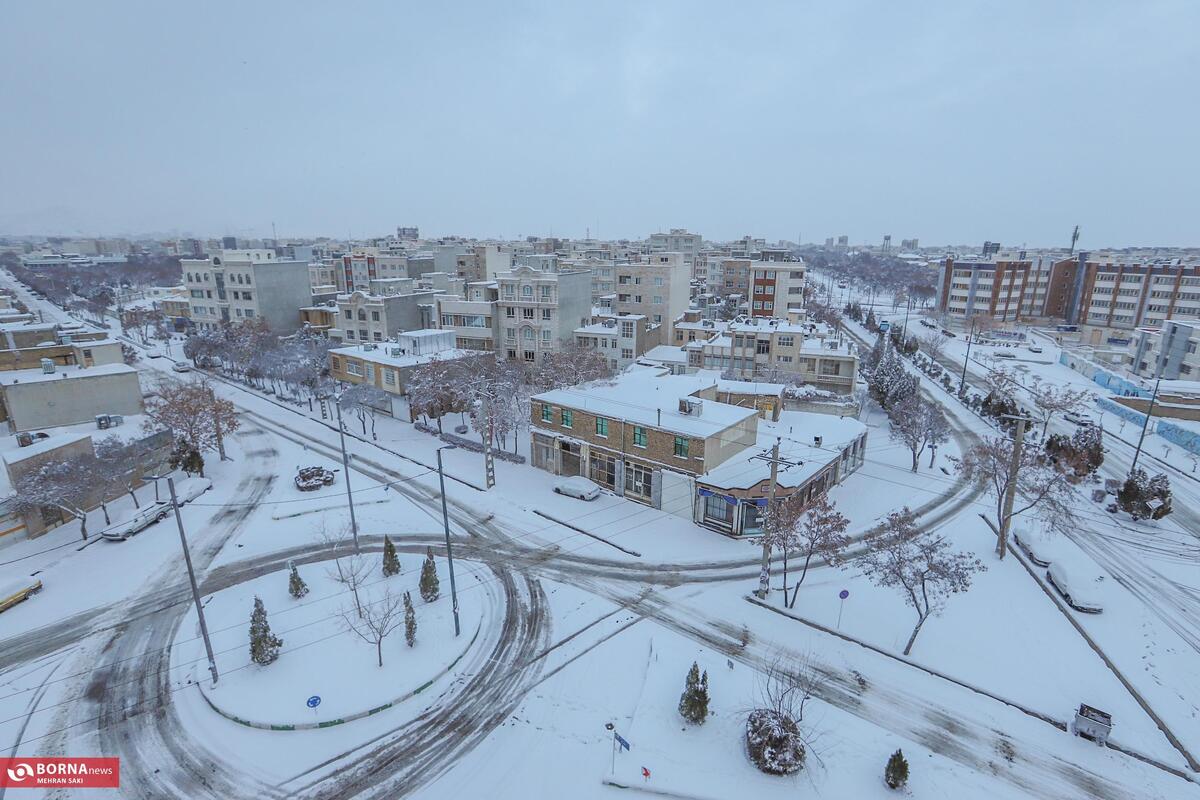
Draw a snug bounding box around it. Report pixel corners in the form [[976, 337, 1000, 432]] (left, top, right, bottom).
[[495, 266, 592, 364], [182, 249, 313, 333]]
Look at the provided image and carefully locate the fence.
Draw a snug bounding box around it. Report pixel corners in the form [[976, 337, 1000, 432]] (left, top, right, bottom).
[[1095, 397, 1200, 457]]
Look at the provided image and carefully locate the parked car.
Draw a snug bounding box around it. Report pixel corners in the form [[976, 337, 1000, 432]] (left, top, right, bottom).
[[146, 348, 164, 359], [994, 351, 1017, 360], [0, 578, 42, 614], [1028, 344, 1044, 353], [172, 361, 191, 372], [553, 476, 603, 501], [175, 477, 213, 504], [101, 501, 172, 541], [1064, 412, 1095, 427], [1013, 528, 1053, 567], [1046, 563, 1104, 613]]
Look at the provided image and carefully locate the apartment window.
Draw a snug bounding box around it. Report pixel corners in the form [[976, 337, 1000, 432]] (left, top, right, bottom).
[[523, 308, 535, 319], [344, 309, 353, 319], [345, 360, 363, 376], [542, 404, 553, 423], [595, 417, 609, 437], [373, 332, 383, 341], [371, 311, 380, 322], [673, 436, 690, 458], [506, 307, 516, 318], [521, 285, 533, 297], [383, 369, 396, 386], [777, 335, 794, 347], [359, 329, 369, 340], [704, 494, 732, 524], [441, 314, 452, 326], [523, 327, 535, 341], [524, 350, 535, 362], [621, 348, 633, 360], [244, 309, 255, 318], [778, 355, 793, 363], [243, 292, 252, 302], [653, 296, 663, 305], [235, 308, 243, 317], [633, 426, 647, 447], [756, 339, 770, 355], [541, 308, 551, 320], [654, 277, 664, 286], [621, 321, 635, 338], [753, 301, 763, 310], [345, 330, 355, 339], [507, 348, 517, 359]]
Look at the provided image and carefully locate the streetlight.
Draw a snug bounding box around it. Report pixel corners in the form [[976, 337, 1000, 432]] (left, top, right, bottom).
[[149, 473, 219, 687], [959, 317, 978, 397], [436, 444, 461, 637], [320, 389, 361, 554]]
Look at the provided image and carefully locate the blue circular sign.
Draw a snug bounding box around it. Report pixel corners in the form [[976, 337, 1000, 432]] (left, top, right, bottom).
[[306, 695, 321, 708], [838, 590, 850, 600]]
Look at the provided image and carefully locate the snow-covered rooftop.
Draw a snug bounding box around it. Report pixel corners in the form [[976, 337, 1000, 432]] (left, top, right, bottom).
[[330, 344, 478, 370], [0, 362, 138, 387], [699, 411, 866, 491], [639, 345, 688, 365], [533, 369, 758, 437]]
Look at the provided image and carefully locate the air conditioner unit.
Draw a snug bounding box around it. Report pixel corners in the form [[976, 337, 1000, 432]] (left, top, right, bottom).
[[813, 436, 823, 447], [678, 398, 702, 416], [389, 347, 402, 357], [40, 358, 55, 374]]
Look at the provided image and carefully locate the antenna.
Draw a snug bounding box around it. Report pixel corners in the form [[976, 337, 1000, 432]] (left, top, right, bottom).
[[1069, 225, 1080, 254]]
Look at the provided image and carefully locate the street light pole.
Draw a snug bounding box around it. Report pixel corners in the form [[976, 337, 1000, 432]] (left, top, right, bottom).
[[330, 394, 360, 553], [959, 318, 977, 396], [166, 477, 219, 687], [1130, 374, 1162, 475], [436, 445, 461, 637]]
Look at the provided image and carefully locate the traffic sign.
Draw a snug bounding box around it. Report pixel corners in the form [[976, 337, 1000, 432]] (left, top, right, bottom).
[[306, 695, 321, 709], [614, 732, 630, 751], [839, 589, 849, 599]]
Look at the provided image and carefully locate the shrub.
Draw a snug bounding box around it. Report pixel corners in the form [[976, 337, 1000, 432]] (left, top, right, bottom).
[[746, 709, 805, 775]]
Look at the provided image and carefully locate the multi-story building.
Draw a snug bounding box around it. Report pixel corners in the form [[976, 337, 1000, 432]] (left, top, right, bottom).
[[573, 314, 662, 371], [687, 318, 858, 393], [298, 304, 338, 335], [748, 261, 806, 318], [935, 257, 1033, 322], [671, 309, 728, 346], [331, 252, 412, 293], [495, 265, 592, 364], [182, 249, 312, 332], [329, 288, 438, 344], [437, 281, 500, 351], [648, 229, 703, 267], [1128, 320, 1200, 380], [613, 253, 690, 335]]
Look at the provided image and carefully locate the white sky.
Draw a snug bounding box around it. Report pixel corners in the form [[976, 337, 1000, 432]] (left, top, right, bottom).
[[1, 1, 1197, 248]]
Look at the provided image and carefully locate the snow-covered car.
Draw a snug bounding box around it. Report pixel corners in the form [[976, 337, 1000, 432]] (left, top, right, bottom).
[[1046, 563, 1104, 613], [175, 477, 213, 504], [172, 361, 191, 372], [1013, 528, 1054, 567], [146, 348, 164, 359], [295, 466, 336, 492], [1064, 412, 1095, 427], [553, 476, 602, 501], [101, 501, 172, 541], [1027, 344, 1044, 353], [0, 577, 42, 614]]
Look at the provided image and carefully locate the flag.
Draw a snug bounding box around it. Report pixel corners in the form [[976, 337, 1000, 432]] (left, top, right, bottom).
[[642, 767, 651, 780]]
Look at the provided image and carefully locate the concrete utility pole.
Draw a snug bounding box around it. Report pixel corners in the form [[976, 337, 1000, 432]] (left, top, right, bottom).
[[167, 477, 219, 686], [331, 394, 360, 553], [997, 417, 1029, 560], [1130, 374, 1162, 475], [959, 318, 978, 396], [436, 445, 462, 636], [752, 438, 803, 600]]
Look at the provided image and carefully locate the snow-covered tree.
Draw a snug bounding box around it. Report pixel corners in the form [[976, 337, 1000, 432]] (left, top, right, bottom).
[[954, 433, 1077, 557], [382, 535, 401, 577], [869, 346, 916, 410], [143, 378, 239, 464], [1027, 376, 1091, 439], [341, 588, 405, 667], [340, 382, 391, 440], [249, 596, 283, 666], [1118, 469, 1172, 520], [12, 454, 100, 541], [678, 661, 710, 725], [407, 357, 471, 432], [885, 749, 909, 790], [288, 564, 309, 599], [918, 330, 949, 361], [404, 590, 417, 647], [419, 547, 440, 602], [1044, 424, 1103, 479], [785, 495, 850, 609], [888, 395, 951, 472], [859, 508, 985, 655], [94, 435, 145, 509], [747, 656, 825, 775], [531, 342, 612, 390], [169, 438, 205, 477], [321, 525, 369, 615]]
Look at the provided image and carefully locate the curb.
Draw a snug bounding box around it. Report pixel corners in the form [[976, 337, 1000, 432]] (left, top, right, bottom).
[[532, 510, 642, 557], [196, 619, 482, 731]]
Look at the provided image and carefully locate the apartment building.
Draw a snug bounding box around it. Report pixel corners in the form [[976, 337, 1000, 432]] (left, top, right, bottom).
[[612, 253, 690, 337], [328, 329, 488, 411], [299, 304, 338, 335], [748, 261, 806, 318], [437, 281, 500, 351], [573, 314, 662, 371], [1128, 320, 1200, 380], [182, 249, 312, 333], [687, 318, 858, 393], [329, 288, 437, 344], [1070, 260, 1200, 335], [648, 229, 703, 267], [671, 309, 729, 345], [935, 257, 1033, 322], [331, 252, 412, 293], [495, 265, 592, 364], [0, 362, 142, 432]]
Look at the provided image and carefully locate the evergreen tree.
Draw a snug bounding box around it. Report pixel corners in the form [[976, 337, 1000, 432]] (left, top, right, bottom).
[[403, 590, 417, 647], [678, 661, 710, 725], [249, 596, 283, 666], [884, 749, 909, 789], [288, 564, 309, 599], [382, 535, 401, 577], [1146, 472, 1173, 519], [1117, 468, 1149, 515], [419, 547, 440, 602]]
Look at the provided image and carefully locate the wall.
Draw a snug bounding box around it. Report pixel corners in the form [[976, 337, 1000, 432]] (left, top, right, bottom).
[[252, 260, 313, 333], [3, 371, 143, 431]]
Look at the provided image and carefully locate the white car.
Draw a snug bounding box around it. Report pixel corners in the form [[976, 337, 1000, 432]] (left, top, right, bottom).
[[1064, 411, 1094, 427], [101, 501, 172, 541], [175, 477, 213, 504], [1046, 563, 1104, 613], [1028, 344, 1044, 353], [553, 476, 603, 501], [146, 348, 164, 359], [1013, 528, 1054, 567], [172, 361, 191, 372]]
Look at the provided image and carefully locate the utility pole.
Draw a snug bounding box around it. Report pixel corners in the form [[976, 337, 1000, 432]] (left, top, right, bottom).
[[1130, 374, 1162, 475], [752, 438, 802, 600], [436, 445, 462, 636], [959, 318, 978, 397], [997, 416, 1029, 560], [331, 394, 360, 553], [167, 477, 219, 686]]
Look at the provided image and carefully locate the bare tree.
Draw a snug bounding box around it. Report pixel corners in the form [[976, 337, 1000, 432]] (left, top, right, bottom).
[[143, 378, 239, 464], [1026, 375, 1091, 439], [917, 330, 950, 361], [786, 496, 850, 609], [748, 654, 829, 775], [94, 435, 144, 509], [12, 455, 100, 541], [954, 434, 1077, 557], [859, 507, 985, 655], [407, 356, 471, 432], [340, 382, 391, 440], [889, 395, 952, 472], [532, 342, 612, 390], [341, 588, 406, 667], [320, 525, 370, 616]]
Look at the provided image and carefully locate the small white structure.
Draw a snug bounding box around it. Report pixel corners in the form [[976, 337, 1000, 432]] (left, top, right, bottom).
[[1071, 704, 1112, 746]]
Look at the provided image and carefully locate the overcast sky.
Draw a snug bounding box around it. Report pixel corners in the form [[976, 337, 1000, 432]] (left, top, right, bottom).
[[2, 2, 1196, 248]]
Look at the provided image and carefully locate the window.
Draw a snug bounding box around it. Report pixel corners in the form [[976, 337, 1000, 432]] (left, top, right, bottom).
[[541, 330, 551, 342], [359, 329, 369, 340], [234, 308, 243, 317], [383, 369, 396, 386], [523, 308, 535, 319], [541, 308, 551, 320], [674, 436, 689, 458], [244, 309, 255, 318], [633, 426, 647, 447], [621, 348, 633, 359], [704, 494, 732, 523], [345, 360, 363, 376], [523, 350, 535, 362], [595, 417, 608, 437], [346, 329, 356, 339], [373, 332, 383, 341], [756, 339, 770, 355], [777, 335, 794, 347], [561, 409, 573, 428], [654, 276, 664, 286], [505, 307, 516, 318], [621, 321, 635, 338], [625, 462, 652, 497], [542, 404, 553, 423], [653, 296, 663, 305], [358, 309, 367, 321], [344, 309, 353, 319], [521, 285, 533, 297], [523, 327, 535, 340], [243, 292, 252, 302], [371, 311, 380, 322], [507, 349, 517, 359]]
